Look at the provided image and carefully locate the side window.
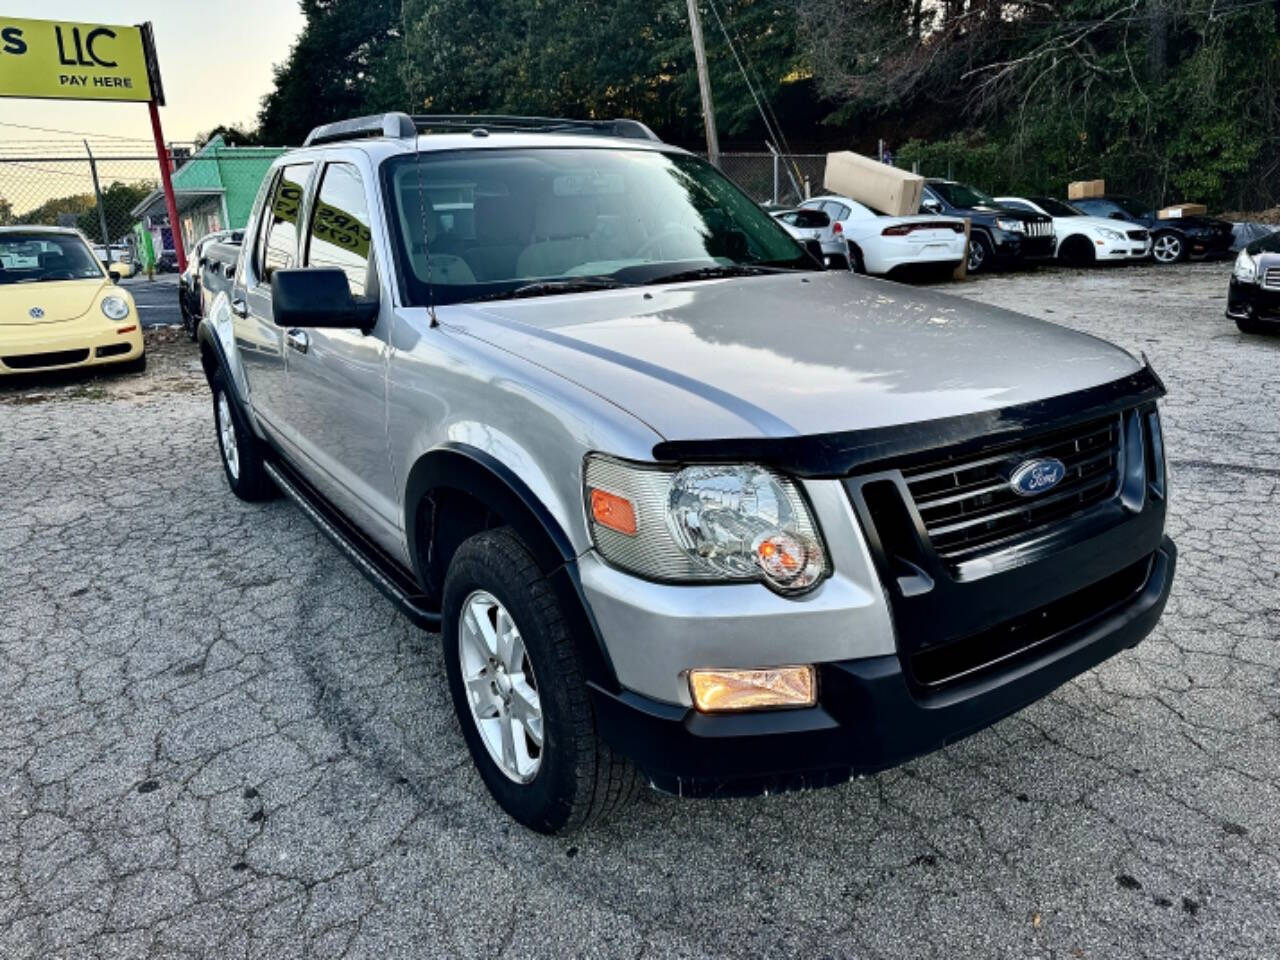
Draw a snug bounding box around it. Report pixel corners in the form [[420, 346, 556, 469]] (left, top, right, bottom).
[[305, 162, 373, 297], [256, 163, 313, 280]]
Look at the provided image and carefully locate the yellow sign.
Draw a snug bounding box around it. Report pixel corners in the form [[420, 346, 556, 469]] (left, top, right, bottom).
[[312, 199, 372, 259], [0, 17, 153, 102]]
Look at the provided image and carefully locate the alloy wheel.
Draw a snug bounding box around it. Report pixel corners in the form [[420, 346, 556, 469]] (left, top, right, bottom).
[[458, 589, 543, 783], [967, 239, 985, 272], [1152, 234, 1182, 263], [216, 391, 240, 481]]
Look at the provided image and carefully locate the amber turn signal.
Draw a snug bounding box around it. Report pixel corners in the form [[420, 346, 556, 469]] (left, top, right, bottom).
[[688, 666, 816, 713], [590, 488, 637, 536]]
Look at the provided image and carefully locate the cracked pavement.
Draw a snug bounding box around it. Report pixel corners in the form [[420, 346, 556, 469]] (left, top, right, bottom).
[[2, 261, 1277, 958]]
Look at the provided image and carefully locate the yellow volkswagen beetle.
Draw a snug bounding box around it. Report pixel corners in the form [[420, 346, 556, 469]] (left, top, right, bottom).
[[0, 226, 145, 376]]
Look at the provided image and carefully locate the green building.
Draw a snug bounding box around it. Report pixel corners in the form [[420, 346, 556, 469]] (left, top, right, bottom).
[[131, 135, 285, 257]]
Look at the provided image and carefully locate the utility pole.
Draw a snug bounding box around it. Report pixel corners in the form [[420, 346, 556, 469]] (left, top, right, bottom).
[[84, 140, 111, 249], [686, 0, 720, 168]]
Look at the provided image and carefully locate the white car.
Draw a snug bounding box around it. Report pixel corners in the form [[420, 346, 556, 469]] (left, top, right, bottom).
[[795, 195, 967, 276], [995, 196, 1152, 265]]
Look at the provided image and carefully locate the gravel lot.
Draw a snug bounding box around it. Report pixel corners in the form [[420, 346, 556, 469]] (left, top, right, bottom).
[[2, 261, 1277, 959]]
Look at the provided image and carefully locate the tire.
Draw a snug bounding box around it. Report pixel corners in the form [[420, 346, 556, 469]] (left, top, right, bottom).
[[966, 232, 993, 274], [1151, 232, 1185, 264], [442, 528, 638, 834], [181, 296, 198, 342], [211, 367, 276, 501], [847, 242, 867, 274], [1236, 316, 1273, 335], [1058, 235, 1096, 267]]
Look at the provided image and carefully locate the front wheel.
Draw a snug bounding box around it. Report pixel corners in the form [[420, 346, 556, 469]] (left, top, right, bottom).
[[1151, 232, 1184, 264], [966, 232, 993, 274], [442, 528, 638, 834], [211, 367, 276, 501]]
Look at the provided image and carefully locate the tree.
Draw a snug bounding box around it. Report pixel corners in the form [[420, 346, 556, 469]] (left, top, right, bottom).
[[0, 195, 12, 226], [74, 181, 156, 244], [257, 0, 407, 146]]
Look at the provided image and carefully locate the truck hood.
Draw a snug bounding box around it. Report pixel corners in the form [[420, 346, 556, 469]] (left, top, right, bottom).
[[456, 271, 1142, 442], [0, 278, 108, 325]]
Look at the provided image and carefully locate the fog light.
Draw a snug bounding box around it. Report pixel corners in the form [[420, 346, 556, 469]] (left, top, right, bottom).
[[688, 666, 816, 712]]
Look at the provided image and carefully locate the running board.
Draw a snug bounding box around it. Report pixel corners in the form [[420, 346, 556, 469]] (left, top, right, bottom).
[[264, 460, 441, 630]]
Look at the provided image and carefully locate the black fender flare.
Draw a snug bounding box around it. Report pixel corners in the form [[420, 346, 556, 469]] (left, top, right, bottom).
[[403, 443, 620, 692]]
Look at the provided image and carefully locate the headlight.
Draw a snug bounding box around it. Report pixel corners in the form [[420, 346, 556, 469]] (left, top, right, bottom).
[[100, 295, 130, 320], [1098, 228, 1125, 241], [584, 456, 830, 594], [994, 218, 1024, 233], [1233, 249, 1258, 283]]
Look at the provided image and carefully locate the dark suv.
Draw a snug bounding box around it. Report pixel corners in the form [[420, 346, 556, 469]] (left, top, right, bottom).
[[1071, 195, 1234, 264], [921, 179, 1055, 274]]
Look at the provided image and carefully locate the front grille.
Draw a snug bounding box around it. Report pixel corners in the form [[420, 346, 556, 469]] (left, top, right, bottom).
[[902, 414, 1121, 562], [1262, 266, 1280, 290], [1, 349, 90, 370], [1024, 220, 1052, 237], [908, 554, 1153, 689], [1127, 229, 1149, 242]]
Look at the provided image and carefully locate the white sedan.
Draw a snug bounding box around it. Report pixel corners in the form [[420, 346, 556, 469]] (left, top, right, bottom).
[[787, 195, 967, 276], [995, 196, 1152, 265]]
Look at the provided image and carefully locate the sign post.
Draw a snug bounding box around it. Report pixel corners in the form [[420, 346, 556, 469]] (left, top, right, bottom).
[[0, 16, 185, 270]]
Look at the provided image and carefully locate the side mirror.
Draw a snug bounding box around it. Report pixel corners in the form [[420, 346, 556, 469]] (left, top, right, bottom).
[[271, 267, 378, 330], [921, 199, 942, 214], [802, 238, 827, 268], [109, 270, 121, 283]]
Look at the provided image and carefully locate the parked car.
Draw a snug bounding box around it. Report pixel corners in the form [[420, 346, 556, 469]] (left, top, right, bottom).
[[995, 196, 1152, 265], [198, 112, 1175, 834], [921, 180, 1055, 274], [0, 226, 144, 375], [1226, 230, 1280, 333], [179, 230, 243, 340], [790, 195, 967, 277], [1069, 195, 1234, 264], [155, 250, 179, 273], [91, 243, 136, 278], [771, 206, 831, 244]]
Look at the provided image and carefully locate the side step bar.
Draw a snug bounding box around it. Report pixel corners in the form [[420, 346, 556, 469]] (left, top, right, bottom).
[[264, 459, 442, 630]]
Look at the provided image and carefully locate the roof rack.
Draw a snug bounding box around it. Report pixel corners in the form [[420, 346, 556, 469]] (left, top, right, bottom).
[[302, 111, 661, 148]]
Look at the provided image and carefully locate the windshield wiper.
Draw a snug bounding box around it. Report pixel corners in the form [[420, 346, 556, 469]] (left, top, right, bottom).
[[643, 264, 783, 286], [471, 277, 631, 302]]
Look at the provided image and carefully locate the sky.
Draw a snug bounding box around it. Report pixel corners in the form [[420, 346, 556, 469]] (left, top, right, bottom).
[[0, 1, 306, 152]]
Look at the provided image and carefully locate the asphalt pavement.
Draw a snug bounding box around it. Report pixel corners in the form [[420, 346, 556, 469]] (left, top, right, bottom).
[[120, 273, 183, 330], [1, 261, 1277, 959]]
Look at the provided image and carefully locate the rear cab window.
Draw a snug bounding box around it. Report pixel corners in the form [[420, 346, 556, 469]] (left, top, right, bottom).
[[254, 162, 314, 283]]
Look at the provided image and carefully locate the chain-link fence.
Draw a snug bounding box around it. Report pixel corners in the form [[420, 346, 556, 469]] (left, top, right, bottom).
[[0, 145, 282, 267], [718, 152, 829, 207]]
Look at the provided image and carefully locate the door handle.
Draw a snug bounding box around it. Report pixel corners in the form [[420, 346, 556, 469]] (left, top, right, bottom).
[[285, 328, 309, 354], [230, 298, 248, 318]]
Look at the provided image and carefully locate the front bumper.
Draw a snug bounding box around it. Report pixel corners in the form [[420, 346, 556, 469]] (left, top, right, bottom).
[[1226, 277, 1280, 323], [0, 318, 143, 374], [989, 231, 1055, 264], [1185, 231, 1234, 259], [593, 537, 1175, 796]]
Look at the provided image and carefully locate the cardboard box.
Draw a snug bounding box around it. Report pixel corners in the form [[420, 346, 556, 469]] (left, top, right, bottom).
[[1158, 203, 1208, 219], [1067, 179, 1106, 200], [823, 151, 924, 217]]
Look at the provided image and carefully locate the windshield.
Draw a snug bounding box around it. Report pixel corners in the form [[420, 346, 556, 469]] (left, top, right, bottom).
[[1111, 196, 1151, 218], [1030, 196, 1082, 217], [930, 181, 998, 208], [0, 233, 104, 284], [381, 147, 813, 306]]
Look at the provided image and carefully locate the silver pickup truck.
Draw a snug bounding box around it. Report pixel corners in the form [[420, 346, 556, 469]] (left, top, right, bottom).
[[197, 112, 1175, 834]]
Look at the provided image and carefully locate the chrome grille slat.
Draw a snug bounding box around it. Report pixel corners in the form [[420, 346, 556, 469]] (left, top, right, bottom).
[[902, 414, 1122, 562], [1262, 266, 1280, 290]]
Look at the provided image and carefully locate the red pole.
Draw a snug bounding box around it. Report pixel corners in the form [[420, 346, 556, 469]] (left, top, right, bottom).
[[148, 98, 186, 273]]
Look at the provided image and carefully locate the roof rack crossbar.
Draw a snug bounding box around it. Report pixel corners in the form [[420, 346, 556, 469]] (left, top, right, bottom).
[[302, 112, 662, 148], [409, 114, 659, 141], [303, 112, 417, 147]]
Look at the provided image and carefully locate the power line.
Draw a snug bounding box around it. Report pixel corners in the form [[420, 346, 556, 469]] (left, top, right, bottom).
[[0, 120, 155, 142]]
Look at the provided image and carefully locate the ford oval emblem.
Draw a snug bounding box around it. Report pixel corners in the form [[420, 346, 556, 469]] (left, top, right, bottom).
[[1010, 457, 1066, 497], [28, 306, 44, 319]]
